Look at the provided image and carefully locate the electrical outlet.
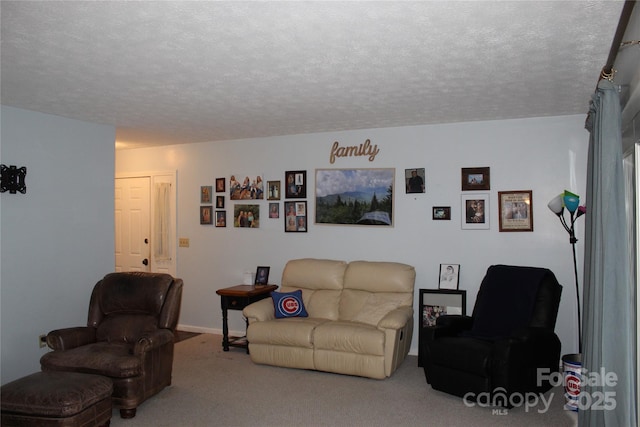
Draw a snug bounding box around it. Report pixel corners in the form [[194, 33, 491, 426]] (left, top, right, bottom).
[[39, 334, 47, 348], [179, 238, 189, 247]]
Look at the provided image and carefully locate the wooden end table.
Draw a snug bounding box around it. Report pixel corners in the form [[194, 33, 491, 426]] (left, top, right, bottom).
[[216, 284, 278, 352]]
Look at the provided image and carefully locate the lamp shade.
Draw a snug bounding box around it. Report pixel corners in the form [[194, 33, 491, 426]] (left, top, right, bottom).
[[547, 193, 564, 214], [563, 191, 580, 213]]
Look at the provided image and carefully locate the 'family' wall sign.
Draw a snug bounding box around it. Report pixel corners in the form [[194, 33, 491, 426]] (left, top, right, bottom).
[[329, 139, 380, 164]]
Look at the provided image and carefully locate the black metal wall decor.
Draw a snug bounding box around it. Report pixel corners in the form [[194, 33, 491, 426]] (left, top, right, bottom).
[[1, 164, 27, 194]]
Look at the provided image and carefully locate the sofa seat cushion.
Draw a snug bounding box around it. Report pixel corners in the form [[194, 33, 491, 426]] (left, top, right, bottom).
[[247, 318, 328, 348], [428, 336, 493, 376], [41, 342, 142, 378], [313, 321, 385, 356]]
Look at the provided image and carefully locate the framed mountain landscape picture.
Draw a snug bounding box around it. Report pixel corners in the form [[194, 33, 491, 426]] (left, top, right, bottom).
[[315, 168, 394, 227]]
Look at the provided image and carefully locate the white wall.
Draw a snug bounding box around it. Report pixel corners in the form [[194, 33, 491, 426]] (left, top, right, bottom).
[[0, 106, 115, 384], [116, 114, 589, 357]]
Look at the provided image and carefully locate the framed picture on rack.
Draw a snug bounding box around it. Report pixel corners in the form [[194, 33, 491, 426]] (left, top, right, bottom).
[[420, 289, 466, 328], [418, 289, 467, 366]]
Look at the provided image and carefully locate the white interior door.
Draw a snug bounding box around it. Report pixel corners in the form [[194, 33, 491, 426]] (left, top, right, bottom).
[[115, 176, 151, 272]]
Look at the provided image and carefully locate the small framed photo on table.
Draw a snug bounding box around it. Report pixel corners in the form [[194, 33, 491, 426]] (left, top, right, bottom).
[[438, 264, 460, 290], [255, 266, 270, 285]]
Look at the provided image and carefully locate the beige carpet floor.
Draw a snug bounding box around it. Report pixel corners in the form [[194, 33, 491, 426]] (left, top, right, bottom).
[[109, 333, 578, 427]]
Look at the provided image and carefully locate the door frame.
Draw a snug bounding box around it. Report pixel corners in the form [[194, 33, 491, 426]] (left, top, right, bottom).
[[115, 170, 177, 276]]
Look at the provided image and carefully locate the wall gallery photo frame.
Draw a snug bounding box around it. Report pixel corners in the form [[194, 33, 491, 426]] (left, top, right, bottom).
[[461, 167, 490, 191], [285, 171, 306, 199], [432, 206, 451, 220], [498, 190, 533, 232], [284, 201, 307, 232], [200, 205, 213, 225], [215, 178, 225, 193], [461, 193, 489, 230], [405, 168, 426, 193], [267, 180, 281, 200], [215, 210, 226, 227], [201, 186, 212, 203]]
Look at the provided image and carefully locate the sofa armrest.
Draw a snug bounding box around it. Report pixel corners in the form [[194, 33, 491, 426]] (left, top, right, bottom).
[[46, 326, 96, 351], [243, 298, 275, 323], [377, 306, 412, 330], [134, 329, 175, 355]]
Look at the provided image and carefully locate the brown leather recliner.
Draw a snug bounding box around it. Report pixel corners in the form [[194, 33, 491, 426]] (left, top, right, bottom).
[[40, 272, 183, 419]]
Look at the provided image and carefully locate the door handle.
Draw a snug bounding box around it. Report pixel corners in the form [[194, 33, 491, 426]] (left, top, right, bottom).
[[142, 258, 149, 266]]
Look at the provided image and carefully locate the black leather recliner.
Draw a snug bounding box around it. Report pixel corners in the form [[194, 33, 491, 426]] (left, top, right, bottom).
[[420, 265, 562, 406]]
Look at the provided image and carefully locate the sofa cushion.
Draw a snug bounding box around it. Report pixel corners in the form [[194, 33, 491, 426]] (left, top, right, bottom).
[[247, 318, 328, 348], [313, 321, 385, 356], [271, 290, 308, 318], [281, 258, 347, 291], [280, 259, 347, 320], [343, 261, 415, 293], [341, 291, 412, 325]]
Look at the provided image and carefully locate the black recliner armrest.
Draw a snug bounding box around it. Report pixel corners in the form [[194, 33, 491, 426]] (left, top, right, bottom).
[[422, 315, 473, 342]]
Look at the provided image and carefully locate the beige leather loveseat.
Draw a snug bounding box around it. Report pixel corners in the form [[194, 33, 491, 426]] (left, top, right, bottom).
[[243, 258, 416, 379]]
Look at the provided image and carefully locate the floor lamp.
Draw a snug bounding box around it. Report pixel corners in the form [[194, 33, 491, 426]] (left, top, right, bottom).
[[547, 190, 585, 354]]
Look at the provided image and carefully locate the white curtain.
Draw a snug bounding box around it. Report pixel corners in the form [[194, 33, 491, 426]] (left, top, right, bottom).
[[154, 182, 171, 261], [581, 79, 636, 426]]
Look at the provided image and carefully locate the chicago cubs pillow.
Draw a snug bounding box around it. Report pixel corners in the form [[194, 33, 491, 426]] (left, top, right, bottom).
[[271, 290, 308, 318]]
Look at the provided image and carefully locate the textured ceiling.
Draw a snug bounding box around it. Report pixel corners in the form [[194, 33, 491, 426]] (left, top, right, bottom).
[[0, 1, 625, 149]]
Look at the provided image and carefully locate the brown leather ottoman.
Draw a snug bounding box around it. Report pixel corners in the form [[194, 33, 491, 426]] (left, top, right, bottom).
[[1, 371, 113, 426]]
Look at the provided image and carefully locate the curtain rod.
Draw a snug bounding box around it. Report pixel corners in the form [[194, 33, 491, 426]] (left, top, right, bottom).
[[600, 0, 636, 81]]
